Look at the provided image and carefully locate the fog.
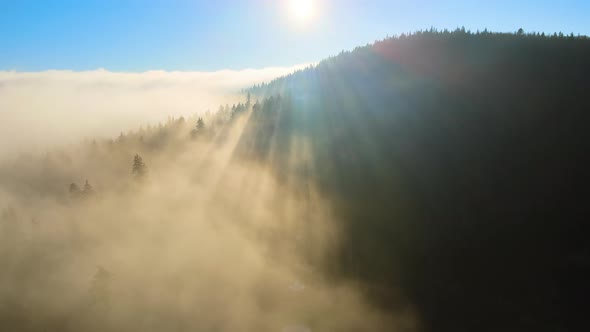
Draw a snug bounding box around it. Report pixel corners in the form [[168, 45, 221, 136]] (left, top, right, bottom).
[[0, 83, 415, 331], [0, 65, 310, 156]]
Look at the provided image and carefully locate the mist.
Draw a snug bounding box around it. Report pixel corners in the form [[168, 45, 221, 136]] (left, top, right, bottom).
[[0, 89, 414, 331], [2, 0, 589, 327], [0, 65, 311, 156]]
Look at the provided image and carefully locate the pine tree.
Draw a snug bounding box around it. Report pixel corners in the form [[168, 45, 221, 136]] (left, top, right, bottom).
[[132, 154, 147, 179], [196, 117, 205, 131], [191, 118, 206, 138]]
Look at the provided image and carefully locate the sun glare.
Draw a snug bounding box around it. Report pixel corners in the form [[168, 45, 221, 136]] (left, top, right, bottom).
[[289, 0, 316, 22]]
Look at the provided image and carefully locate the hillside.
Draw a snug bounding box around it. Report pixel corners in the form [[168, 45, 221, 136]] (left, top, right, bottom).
[[245, 29, 590, 331], [1, 30, 590, 332]]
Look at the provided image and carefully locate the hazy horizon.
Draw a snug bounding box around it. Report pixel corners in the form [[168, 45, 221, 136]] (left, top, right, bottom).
[[1, 1, 589, 331], [0, 63, 311, 156]]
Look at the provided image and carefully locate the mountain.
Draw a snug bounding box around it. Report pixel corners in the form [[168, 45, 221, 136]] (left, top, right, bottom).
[[1, 29, 589, 332], [244, 29, 590, 331]]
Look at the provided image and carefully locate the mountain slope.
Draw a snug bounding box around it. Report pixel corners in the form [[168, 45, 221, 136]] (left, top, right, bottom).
[[1, 30, 589, 332], [245, 30, 590, 331]]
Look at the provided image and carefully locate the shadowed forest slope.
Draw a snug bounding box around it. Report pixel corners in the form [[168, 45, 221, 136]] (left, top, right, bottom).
[[1, 29, 590, 332], [245, 30, 590, 331]]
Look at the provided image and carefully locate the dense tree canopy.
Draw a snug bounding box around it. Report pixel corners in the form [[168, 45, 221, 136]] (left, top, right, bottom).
[[246, 29, 590, 332]]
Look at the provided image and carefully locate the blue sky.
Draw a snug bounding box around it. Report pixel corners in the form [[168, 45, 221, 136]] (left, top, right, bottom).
[[1, 0, 589, 71]]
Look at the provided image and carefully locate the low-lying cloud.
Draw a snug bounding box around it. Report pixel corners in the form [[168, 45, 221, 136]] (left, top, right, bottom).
[[0, 103, 413, 331], [0, 65, 310, 156]]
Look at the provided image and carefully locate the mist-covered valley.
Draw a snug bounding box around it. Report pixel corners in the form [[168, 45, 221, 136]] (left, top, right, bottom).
[[0, 92, 413, 331], [2, 29, 590, 332], [0, 65, 311, 156]]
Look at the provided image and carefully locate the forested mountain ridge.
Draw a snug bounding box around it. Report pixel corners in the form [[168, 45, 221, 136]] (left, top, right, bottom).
[[251, 28, 590, 96], [244, 30, 590, 331], [1, 30, 590, 331]]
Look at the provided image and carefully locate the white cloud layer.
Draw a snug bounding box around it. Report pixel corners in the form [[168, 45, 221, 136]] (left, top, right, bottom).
[[0, 65, 310, 156]]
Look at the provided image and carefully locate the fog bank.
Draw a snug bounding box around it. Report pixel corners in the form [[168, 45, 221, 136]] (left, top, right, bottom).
[[0, 64, 310, 155]]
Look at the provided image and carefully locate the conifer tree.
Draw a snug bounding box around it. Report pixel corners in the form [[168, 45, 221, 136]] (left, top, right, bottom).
[[191, 118, 206, 138], [196, 117, 205, 131], [132, 154, 147, 180]]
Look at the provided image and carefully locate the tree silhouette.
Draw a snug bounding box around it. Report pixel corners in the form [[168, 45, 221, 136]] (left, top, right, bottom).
[[83, 180, 94, 195], [196, 117, 205, 131], [191, 118, 206, 138], [132, 154, 147, 179], [89, 266, 111, 314]]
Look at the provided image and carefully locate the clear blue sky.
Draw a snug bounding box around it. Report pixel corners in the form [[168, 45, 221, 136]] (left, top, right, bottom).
[[1, 0, 589, 71]]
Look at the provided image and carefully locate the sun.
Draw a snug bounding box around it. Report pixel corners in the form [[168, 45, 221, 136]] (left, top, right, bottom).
[[289, 0, 316, 22]]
